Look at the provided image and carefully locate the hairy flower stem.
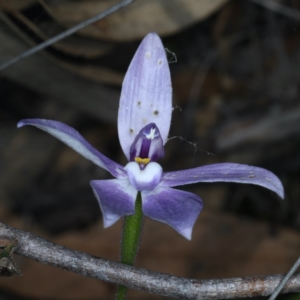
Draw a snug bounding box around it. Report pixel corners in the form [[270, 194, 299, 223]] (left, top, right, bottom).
[[115, 192, 143, 300]]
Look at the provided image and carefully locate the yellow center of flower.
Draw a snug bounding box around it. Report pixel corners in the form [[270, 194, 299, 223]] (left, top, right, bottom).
[[134, 157, 150, 165]]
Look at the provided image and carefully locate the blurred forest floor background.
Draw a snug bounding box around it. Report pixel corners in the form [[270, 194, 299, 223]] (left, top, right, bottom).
[[0, 0, 300, 299]]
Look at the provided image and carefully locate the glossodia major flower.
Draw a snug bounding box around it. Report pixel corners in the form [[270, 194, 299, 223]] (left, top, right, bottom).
[[17, 33, 284, 240]]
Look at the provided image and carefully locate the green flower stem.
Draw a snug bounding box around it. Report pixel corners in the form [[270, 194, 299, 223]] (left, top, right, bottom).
[[115, 192, 143, 300]]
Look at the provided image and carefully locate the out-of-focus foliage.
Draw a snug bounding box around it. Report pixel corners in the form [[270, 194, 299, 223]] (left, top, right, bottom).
[[0, 0, 227, 88], [39, 0, 228, 41], [1, 0, 228, 41]]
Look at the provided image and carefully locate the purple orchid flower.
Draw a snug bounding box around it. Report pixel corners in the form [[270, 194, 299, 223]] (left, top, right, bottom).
[[17, 33, 284, 240]]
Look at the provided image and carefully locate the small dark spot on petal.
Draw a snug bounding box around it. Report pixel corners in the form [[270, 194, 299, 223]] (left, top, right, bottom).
[[154, 110, 159, 115], [137, 101, 141, 106], [130, 128, 134, 134]]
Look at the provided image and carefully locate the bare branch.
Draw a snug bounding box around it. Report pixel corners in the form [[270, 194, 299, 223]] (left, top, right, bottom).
[[1, 222, 300, 299], [0, 0, 135, 71]]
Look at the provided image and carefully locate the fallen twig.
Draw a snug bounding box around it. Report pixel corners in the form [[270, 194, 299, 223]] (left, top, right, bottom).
[[1, 222, 300, 299]]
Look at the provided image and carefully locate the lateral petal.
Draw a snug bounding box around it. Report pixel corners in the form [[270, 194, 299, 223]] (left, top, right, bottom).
[[90, 179, 137, 227], [118, 32, 172, 160], [142, 187, 203, 240], [17, 119, 127, 179], [161, 163, 284, 199]]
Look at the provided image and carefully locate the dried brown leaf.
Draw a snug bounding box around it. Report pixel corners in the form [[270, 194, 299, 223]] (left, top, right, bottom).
[[40, 0, 228, 41]]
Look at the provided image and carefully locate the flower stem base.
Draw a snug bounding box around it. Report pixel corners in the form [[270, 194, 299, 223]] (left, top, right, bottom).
[[115, 192, 143, 300]]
